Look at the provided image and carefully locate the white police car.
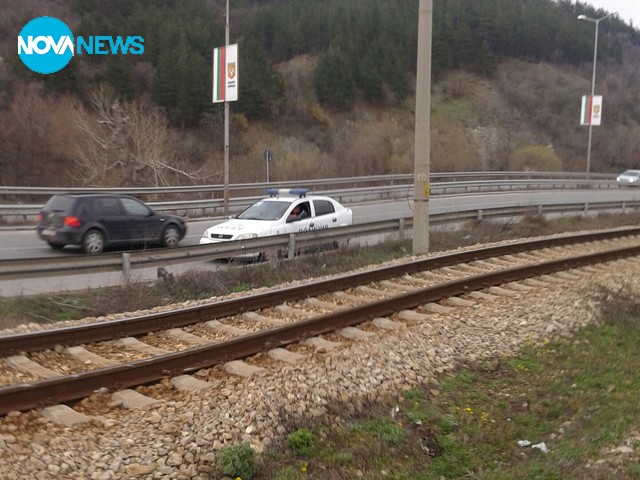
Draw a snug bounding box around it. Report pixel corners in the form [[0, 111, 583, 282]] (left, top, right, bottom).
[[199, 189, 353, 255], [616, 169, 640, 186]]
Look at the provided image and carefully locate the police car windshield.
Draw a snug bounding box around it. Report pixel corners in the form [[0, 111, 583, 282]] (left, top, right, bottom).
[[237, 200, 290, 221]]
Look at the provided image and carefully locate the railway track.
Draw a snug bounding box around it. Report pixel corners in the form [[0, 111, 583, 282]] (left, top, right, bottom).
[[1, 226, 640, 417]]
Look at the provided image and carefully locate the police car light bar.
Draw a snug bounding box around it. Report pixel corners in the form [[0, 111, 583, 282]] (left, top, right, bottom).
[[266, 188, 309, 197]]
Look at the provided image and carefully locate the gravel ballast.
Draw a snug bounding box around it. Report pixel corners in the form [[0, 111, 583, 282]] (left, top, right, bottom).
[[0, 254, 639, 479]]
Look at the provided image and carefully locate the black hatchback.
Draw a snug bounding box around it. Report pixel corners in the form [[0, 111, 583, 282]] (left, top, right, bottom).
[[36, 194, 187, 254]]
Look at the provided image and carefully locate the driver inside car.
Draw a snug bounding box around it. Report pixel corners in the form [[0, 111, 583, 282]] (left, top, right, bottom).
[[287, 205, 308, 222]]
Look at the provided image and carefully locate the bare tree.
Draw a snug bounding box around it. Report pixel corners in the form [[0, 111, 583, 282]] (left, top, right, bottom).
[[0, 85, 77, 186], [72, 85, 210, 187]]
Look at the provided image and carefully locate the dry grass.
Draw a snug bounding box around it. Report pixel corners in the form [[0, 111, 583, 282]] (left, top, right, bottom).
[[2, 210, 640, 332]]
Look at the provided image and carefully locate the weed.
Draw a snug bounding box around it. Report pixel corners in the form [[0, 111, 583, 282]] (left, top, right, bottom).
[[286, 428, 317, 457], [215, 442, 259, 479], [230, 283, 252, 293], [359, 418, 406, 447], [329, 450, 354, 466], [402, 387, 425, 402], [272, 465, 305, 480]]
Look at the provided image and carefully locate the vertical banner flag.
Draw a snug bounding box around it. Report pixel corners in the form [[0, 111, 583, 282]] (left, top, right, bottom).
[[580, 95, 602, 126], [213, 43, 238, 103]]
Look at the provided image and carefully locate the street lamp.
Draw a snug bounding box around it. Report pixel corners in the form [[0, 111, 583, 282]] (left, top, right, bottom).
[[578, 12, 612, 176]]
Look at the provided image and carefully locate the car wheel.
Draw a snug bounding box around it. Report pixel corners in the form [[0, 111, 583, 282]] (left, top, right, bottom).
[[162, 225, 180, 248], [47, 241, 65, 250], [82, 229, 105, 254]]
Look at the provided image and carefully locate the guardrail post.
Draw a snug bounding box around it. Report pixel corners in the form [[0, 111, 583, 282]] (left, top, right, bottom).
[[288, 233, 296, 259], [477, 209, 483, 221], [398, 218, 405, 240], [584, 203, 589, 215], [622, 201, 626, 214], [122, 252, 131, 284], [538, 205, 543, 216]]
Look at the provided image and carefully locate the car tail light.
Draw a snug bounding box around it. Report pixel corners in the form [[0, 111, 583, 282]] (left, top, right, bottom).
[[63, 215, 82, 227], [37, 212, 43, 222]]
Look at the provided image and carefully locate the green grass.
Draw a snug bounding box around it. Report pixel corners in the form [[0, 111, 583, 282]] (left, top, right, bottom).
[[258, 293, 640, 479], [0, 294, 95, 324]]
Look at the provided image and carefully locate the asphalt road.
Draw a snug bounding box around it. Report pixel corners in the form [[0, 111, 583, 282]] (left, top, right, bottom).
[[2, 190, 640, 297], [0, 201, 413, 297], [0, 202, 414, 260]]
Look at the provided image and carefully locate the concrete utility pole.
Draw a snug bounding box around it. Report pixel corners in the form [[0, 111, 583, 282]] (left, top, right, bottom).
[[413, 0, 432, 255]]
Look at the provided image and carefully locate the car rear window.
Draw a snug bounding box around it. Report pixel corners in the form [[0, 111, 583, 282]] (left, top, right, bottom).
[[313, 200, 335, 216], [43, 195, 75, 212]]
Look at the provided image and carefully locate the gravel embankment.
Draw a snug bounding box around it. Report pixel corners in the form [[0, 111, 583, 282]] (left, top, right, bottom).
[[0, 254, 639, 479]]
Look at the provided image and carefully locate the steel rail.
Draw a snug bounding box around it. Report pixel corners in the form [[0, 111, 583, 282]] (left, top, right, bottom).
[[1, 226, 639, 356], [1, 242, 638, 415]]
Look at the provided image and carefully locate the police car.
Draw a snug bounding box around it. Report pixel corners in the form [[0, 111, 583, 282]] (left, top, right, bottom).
[[199, 188, 353, 255]]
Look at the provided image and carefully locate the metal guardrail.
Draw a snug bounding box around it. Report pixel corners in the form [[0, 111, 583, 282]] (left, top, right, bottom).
[[0, 173, 621, 221], [0, 171, 615, 196], [0, 219, 403, 279], [2, 198, 639, 281]]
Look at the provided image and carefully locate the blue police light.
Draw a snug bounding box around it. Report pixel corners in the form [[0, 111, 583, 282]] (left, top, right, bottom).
[[266, 188, 309, 197]]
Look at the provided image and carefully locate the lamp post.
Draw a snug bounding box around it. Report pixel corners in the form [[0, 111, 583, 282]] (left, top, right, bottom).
[[223, 0, 230, 216], [578, 12, 612, 176]]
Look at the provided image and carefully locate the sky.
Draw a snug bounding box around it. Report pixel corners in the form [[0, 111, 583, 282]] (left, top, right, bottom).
[[583, 0, 640, 26]]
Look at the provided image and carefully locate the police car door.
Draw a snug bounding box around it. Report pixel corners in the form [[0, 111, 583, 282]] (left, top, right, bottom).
[[310, 199, 338, 231], [283, 200, 312, 234]]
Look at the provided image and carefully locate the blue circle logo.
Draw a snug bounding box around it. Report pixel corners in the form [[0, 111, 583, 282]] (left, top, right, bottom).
[[18, 17, 74, 74]]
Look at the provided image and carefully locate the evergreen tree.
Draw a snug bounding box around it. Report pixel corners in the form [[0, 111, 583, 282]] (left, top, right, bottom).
[[235, 41, 286, 119], [313, 47, 356, 110], [104, 57, 135, 99], [379, 42, 410, 104], [152, 37, 210, 126], [360, 48, 384, 103], [473, 39, 496, 76], [10, 56, 80, 96]]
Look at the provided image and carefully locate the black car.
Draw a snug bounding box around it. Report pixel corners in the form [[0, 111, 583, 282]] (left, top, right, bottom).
[[36, 193, 187, 254]]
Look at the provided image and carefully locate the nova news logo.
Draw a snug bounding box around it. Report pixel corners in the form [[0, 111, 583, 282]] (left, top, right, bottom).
[[18, 16, 144, 75]]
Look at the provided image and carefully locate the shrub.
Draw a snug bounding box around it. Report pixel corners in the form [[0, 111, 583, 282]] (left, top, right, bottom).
[[273, 465, 306, 480], [509, 144, 562, 171], [307, 101, 329, 125], [232, 112, 249, 132], [286, 428, 317, 457], [215, 442, 258, 479]]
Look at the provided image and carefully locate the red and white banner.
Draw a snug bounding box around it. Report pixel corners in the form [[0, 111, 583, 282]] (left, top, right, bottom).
[[213, 44, 238, 103], [580, 95, 602, 126]]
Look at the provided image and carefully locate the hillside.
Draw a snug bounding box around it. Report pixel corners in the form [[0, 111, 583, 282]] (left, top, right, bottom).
[[1, 0, 640, 188], [240, 56, 639, 181]]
